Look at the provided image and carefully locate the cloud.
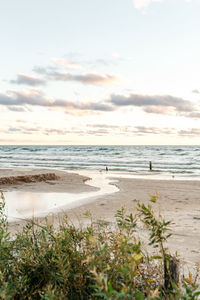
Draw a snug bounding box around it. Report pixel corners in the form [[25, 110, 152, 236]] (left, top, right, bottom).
[[143, 106, 170, 114], [33, 66, 54, 74], [8, 127, 22, 132], [43, 128, 67, 135], [192, 89, 200, 94], [71, 125, 172, 136], [2, 122, 188, 138], [178, 128, 200, 136], [1, 88, 199, 118], [84, 124, 176, 136], [6, 126, 40, 135], [77, 73, 118, 85], [78, 102, 114, 112], [10, 74, 46, 86], [16, 119, 27, 123], [33, 67, 118, 86], [6, 126, 67, 136], [7, 106, 27, 112], [51, 57, 82, 69], [0, 89, 114, 112], [88, 124, 120, 129], [3, 89, 50, 106], [84, 124, 126, 136], [134, 126, 175, 135], [182, 112, 200, 119], [7, 126, 67, 135], [8, 126, 67, 136], [109, 93, 194, 113]]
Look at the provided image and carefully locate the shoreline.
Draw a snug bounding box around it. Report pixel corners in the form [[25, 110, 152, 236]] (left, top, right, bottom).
[[3, 169, 118, 221], [0, 168, 199, 268]]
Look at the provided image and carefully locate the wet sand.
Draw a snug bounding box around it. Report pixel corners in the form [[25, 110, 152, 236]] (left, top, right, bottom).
[[1, 168, 199, 269]]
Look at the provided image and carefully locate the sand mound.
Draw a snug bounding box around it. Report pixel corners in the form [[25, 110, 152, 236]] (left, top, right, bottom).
[[0, 173, 60, 185]]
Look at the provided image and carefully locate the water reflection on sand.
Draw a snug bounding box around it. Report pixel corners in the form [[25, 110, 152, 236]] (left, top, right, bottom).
[[5, 171, 118, 221]]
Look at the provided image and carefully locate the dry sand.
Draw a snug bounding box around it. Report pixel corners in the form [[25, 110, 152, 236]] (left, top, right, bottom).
[[0, 168, 97, 193], [1, 168, 200, 270]]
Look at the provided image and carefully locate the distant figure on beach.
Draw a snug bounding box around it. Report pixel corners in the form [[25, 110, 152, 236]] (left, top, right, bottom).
[[106, 166, 108, 172], [149, 161, 152, 171]]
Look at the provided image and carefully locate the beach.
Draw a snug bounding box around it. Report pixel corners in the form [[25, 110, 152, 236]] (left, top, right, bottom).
[[0, 167, 199, 271]]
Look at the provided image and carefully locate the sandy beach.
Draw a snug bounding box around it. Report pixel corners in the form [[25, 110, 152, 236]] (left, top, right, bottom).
[[1, 168, 200, 270]]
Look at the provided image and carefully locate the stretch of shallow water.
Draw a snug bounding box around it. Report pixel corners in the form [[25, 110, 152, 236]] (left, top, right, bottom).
[[1, 145, 200, 176], [5, 171, 118, 221]]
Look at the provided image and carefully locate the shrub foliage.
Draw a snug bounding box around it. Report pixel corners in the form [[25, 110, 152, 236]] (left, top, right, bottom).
[[0, 190, 199, 299]]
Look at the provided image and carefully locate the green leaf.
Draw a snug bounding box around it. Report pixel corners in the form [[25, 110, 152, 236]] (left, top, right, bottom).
[[108, 282, 113, 293], [136, 290, 144, 300], [151, 255, 162, 260]]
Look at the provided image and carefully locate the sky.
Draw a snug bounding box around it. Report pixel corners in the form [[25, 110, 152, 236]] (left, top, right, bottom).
[[1, 0, 200, 145]]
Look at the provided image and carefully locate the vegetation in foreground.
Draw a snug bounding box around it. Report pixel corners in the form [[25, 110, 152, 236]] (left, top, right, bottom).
[[0, 190, 199, 299]]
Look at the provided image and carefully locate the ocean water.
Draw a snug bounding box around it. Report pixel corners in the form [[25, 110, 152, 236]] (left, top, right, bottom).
[[0, 145, 200, 177]]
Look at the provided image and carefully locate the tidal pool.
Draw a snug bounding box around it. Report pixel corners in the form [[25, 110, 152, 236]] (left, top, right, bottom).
[[4, 170, 118, 221]]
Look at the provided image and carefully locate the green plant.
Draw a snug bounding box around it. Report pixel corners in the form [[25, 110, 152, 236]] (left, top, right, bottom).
[[0, 191, 199, 299]]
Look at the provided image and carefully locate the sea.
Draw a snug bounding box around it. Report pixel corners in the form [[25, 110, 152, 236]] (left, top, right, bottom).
[[0, 145, 200, 177]]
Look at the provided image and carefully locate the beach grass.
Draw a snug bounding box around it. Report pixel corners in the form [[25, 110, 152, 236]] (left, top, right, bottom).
[[0, 191, 200, 299]]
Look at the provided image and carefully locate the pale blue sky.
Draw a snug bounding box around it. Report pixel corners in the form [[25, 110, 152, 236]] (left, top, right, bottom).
[[1, 0, 200, 144]]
